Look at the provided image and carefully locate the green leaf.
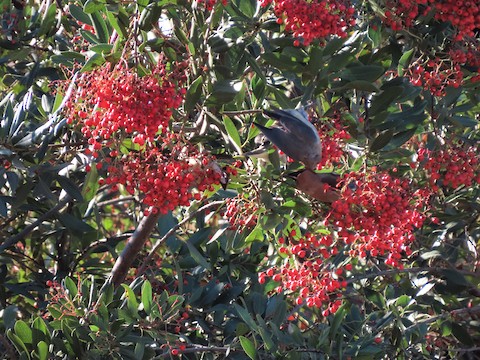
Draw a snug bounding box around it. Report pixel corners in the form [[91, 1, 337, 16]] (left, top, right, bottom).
[[56, 176, 84, 202], [452, 323, 474, 346], [207, 80, 242, 104], [329, 304, 346, 339], [69, 5, 92, 25], [370, 130, 393, 152], [233, 303, 258, 331], [106, 10, 127, 39], [369, 86, 403, 115], [81, 53, 105, 72], [89, 11, 109, 43], [90, 44, 113, 54], [223, 116, 242, 150], [63, 277, 78, 298], [338, 65, 384, 82], [185, 240, 210, 270], [141, 280, 153, 315], [83, 0, 105, 13], [37, 341, 49, 360], [239, 336, 256, 360], [6, 329, 30, 359], [14, 320, 33, 344], [398, 48, 415, 76], [121, 284, 139, 317], [185, 76, 203, 114], [39, 4, 57, 37], [334, 80, 380, 92]]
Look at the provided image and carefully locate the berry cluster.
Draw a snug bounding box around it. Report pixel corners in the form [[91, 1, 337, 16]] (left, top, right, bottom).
[[382, 0, 479, 40], [328, 170, 430, 268], [260, 0, 356, 46], [416, 142, 480, 192], [66, 60, 222, 212], [316, 112, 350, 169], [432, 0, 479, 40], [197, 0, 227, 10], [407, 58, 463, 96], [224, 195, 259, 230], [259, 233, 347, 312], [383, 0, 429, 30], [67, 61, 187, 155], [104, 138, 222, 214], [450, 43, 480, 83]]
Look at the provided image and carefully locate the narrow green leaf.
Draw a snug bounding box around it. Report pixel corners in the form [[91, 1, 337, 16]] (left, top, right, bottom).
[[239, 336, 256, 360], [233, 303, 258, 331], [185, 76, 203, 114], [223, 116, 242, 149], [370, 130, 394, 152], [185, 241, 210, 270], [329, 304, 346, 339], [56, 176, 84, 202], [141, 280, 153, 315], [106, 10, 127, 38], [69, 4, 92, 25], [39, 4, 57, 37], [89, 11, 109, 43]]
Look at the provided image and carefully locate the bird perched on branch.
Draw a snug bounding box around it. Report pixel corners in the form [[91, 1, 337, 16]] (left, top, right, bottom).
[[292, 170, 340, 203], [254, 108, 322, 170]]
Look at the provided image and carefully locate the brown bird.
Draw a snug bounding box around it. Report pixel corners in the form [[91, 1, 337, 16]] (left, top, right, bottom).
[[292, 170, 340, 203]]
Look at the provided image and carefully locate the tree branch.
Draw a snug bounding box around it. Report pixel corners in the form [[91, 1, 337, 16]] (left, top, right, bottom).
[[109, 211, 161, 287]]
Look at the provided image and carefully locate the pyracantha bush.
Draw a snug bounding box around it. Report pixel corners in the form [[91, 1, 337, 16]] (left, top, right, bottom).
[[260, 0, 356, 46], [224, 195, 259, 230], [416, 141, 480, 192], [316, 112, 351, 169], [328, 170, 431, 268], [66, 59, 187, 156], [382, 0, 480, 40], [102, 135, 222, 214], [196, 0, 227, 10], [406, 57, 464, 97], [65, 60, 222, 212]]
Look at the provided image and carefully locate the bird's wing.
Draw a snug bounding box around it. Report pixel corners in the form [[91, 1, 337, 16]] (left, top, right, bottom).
[[263, 108, 319, 143], [254, 122, 309, 162]]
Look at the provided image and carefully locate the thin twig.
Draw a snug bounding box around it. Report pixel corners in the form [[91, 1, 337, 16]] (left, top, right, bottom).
[[70, 233, 133, 272], [0, 196, 72, 254], [136, 201, 225, 276]]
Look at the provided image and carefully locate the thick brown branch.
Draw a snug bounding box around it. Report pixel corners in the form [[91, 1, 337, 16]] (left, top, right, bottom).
[[109, 211, 161, 287]]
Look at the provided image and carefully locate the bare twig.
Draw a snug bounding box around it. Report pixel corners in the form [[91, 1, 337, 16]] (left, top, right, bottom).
[[0, 196, 72, 254], [136, 201, 225, 276]]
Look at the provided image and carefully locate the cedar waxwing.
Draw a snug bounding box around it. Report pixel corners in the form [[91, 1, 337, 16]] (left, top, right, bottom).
[[254, 108, 322, 170], [292, 170, 340, 203]]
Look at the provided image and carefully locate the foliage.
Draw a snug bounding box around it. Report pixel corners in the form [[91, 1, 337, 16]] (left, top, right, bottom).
[[1, 0, 479, 359]]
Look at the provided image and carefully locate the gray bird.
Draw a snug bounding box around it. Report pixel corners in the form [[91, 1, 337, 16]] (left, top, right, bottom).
[[254, 108, 322, 170]]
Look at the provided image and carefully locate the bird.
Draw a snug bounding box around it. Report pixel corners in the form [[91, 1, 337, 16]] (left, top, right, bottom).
[[290, 170, 340, 203], [254, 108, 322, 170]]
